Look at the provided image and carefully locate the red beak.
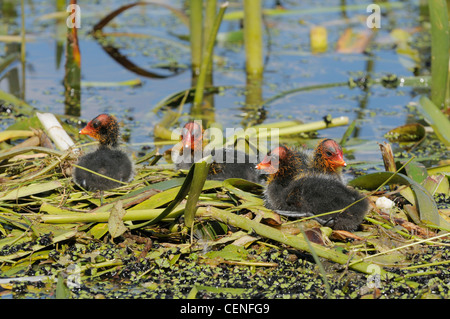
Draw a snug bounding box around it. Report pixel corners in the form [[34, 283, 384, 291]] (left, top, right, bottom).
[[334, 153, 347, 167]]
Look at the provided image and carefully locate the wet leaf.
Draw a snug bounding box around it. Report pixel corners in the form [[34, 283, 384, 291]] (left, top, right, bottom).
[[0, 180, 62, 201], [378, 211, 436, 238], [88, 223, 109, 239], [336, 28, 373, 54], [205, 244, 249, 262], [427, 165, 450, 177], [404, 160, 428, 184], [40, 202, 81, 215], [422, 175, 449, 195], [304, 228, 326, 245], [108, 200, 128, 238], [0, 214, 32, 231], [128, 165, 212, 229], [366, 246, 408, 266], [129, 179, 221, 211], [222, 178, 264, 205], [385, 123, 426, 150], [56, 273, 71, 299], [417, 96, 450, 146], [403, 204, 421, 225], [232, 234, 259, 247], [331, 230, 365, 241], [310, 26, 327, 54], [184, 162, 210, 228], [349, 172, 450, 229], [0, 130, 35, 143]]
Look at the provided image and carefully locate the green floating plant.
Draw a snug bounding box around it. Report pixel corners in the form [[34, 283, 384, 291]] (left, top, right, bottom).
[[349, 171, 450, 230], [417, 96, 450, 147]]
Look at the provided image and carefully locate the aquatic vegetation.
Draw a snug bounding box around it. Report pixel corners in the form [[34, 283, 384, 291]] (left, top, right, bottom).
[[0, 0, 449, 300]]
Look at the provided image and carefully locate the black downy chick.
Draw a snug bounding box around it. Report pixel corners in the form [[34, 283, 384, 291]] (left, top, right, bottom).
[[256, 145, 368, 231], [73, 114, 134, 191], [174, 121, 265, 184]]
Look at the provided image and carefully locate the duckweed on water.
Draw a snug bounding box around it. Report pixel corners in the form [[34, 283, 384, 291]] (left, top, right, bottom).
[[1, 150, 449, 300], [3, 236, 450, 299], [0, 111, 449, 300]]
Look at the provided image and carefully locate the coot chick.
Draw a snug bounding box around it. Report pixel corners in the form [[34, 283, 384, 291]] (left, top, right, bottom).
[[277, 174, 369, 231], [310, 139, 346, 182], [173, 122, 204, 171], [173, 121, 265, 184], [256, 145, 368, 231], [209, 147, 264, 183], [73, 114, 134, 191], [256, 146, 308, 209]]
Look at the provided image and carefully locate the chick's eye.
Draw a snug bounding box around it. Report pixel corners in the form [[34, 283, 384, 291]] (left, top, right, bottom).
[[92, 121, 100, 129], [326, 151, 333, 157]]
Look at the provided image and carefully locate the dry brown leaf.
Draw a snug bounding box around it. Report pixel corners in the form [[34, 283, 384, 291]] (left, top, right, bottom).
[[331, 230, 365, 241], [336, 28, 374, 54], [378, 211, 437, 238], [304, 227, 326, 245]]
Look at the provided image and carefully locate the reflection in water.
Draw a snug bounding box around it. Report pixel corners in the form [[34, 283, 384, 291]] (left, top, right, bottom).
[[64, 20, 81, 117], [242, 73, 266, 128], [1, 3, 22, 101]]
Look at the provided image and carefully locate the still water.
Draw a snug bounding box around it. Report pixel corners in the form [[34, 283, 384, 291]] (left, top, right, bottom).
[[0, 0, 435, 166]]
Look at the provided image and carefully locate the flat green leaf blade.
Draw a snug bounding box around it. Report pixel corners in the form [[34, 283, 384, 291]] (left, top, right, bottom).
[[349, 172, 449, 228], [129, 165, 198, 229], [427, 0, 449, 109], [417, 96, 450, 146], [404, 160, 428, 184], [56, 273, 71, 299], [184, 162, 210, 228], [222, 178, 264, 205], [0, 180, 62, 201]]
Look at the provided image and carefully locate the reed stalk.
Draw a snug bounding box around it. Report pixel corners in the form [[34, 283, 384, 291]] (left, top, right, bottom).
[[193, 2, 228, 110], [243, 0, 264, 77], [250, 116, 349, 140], [40, 207, 185, 224], [183, 162, 209, 228], [203, 0, 217, 86], [428, 0, 449, 109], [64, 0, 81, 116], [20, 0, 26, 101], [189, 0, 203, 80]]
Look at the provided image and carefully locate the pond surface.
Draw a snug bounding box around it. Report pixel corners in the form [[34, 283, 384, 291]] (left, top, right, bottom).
[[2, 0, 450, 301], [0, 0, 442, 167]]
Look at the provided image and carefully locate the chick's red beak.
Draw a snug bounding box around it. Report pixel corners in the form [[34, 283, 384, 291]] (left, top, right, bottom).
[[79, 123, 98, 139], [256, 155, 278, 174], [256, 161, 270, 171], [180, 122, 203, 151], [180, 131, 199, 151], [332, 152, 347, 167]]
